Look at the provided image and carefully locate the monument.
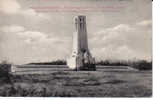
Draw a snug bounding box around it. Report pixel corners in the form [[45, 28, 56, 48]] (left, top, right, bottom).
[[67, 15, 96, 71]]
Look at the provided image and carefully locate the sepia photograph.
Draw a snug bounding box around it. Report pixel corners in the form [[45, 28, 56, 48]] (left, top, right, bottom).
[[0, 0, 152, 97]]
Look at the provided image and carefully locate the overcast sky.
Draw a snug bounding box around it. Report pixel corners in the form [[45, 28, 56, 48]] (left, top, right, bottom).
[[0, 0, 152, 64]]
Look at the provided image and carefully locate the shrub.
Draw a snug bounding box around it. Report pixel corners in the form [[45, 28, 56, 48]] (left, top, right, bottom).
[[130, 60, 152, 70], [0, 61, 12, 83], [96, 60, 128, 66], [96, 59, 152, 70], [28, 60, 66, 65]]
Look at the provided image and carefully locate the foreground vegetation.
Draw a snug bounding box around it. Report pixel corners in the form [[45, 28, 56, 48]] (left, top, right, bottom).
[[0, 60, 152, 97], [0, 68, 152, 97]]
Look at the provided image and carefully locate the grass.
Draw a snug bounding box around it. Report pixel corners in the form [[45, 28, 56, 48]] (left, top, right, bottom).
[[0, 67, 152, 97]]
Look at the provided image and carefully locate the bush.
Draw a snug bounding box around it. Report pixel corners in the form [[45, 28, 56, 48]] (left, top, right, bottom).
[[96, 59, 152, 70], [130, 60, 152, 70], [96, 60, 128, 66], [27, 60, 66, 65], [0, 61, 12, 83]]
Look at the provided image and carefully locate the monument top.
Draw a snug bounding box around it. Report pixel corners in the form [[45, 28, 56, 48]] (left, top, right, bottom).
[[74, 15, 86, 18], [74, 15, 86, 22]]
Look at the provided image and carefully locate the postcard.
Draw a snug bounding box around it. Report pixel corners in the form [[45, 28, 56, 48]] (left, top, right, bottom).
[[0, 0, 152, 97]]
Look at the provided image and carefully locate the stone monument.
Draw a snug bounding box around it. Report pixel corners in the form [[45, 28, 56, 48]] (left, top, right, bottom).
[[67, 15, 96, 71]]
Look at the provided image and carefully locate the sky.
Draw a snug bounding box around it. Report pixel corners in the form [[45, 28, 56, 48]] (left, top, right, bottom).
[[0, 0, 152, 64]]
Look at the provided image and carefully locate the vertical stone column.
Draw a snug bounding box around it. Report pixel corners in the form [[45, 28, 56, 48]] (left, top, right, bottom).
[[67, 15, 96, 71]]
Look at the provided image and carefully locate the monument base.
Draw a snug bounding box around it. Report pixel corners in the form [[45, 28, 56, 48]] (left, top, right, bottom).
[[67, 53, 96, 71], [75, 64, 96, 71]]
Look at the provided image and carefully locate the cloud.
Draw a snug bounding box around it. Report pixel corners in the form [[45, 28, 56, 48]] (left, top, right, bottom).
[[0, 0, 49, 20], [17, 31, 47, 43], [17, 30, 70, 44], [0, 24, 70, 45], [0, 0, 21, 14], [137, 20, 152, 27], [21, 9, 49, 20], [93, 24, 134, 47], [0, 25, 71, 64], [113, 24, 134, 31], [90, 23, 151, 61], [0, 25, 25, 33], [0, 25, 48, 43], [92, 45, 136, 61]]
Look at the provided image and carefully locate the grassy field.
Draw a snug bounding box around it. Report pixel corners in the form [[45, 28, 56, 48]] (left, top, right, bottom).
[[0, 66, 152, 97]]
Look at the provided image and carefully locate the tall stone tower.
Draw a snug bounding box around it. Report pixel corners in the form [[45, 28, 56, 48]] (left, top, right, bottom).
[[67, 15, 96, 71]]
